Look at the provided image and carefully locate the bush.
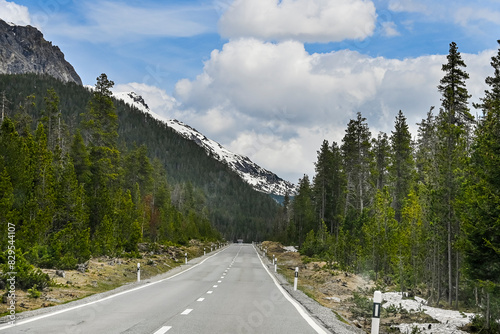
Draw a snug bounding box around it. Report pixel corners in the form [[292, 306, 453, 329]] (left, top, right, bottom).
[[27, 284, 41, 298], [0, 249, 51, 290], [467, 314, 500, 333]]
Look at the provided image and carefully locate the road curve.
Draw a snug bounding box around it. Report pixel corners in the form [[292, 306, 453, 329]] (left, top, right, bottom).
[[1, 244, 330, 334]]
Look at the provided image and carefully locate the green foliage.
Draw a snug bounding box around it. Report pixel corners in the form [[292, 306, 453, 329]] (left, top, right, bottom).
[[27, 284, 42, 298], [281, 40, 500, 327], [0, 249, 50, 290]]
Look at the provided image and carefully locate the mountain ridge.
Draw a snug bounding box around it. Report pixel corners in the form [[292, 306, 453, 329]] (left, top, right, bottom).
[[115, 91, 297, 196], [0, 19, 82, 85]]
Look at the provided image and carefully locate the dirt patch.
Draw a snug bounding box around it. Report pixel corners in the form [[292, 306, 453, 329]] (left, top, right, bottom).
[[259, 241, 440, 333]]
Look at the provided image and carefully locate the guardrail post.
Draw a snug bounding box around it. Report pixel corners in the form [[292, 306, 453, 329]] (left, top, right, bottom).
[[371, 291, 382, 334], [294, 267, 298, 291], [137, 263, 140, 282]]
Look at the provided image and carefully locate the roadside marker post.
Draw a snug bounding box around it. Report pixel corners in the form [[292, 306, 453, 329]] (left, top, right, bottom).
[[185, 253, 188, 264], [204, 247, 206, 256], [371, 291, 382, 334], [274, 260, 277, 273], [294, 267, 298, 291], [137, 263, 140, 282]]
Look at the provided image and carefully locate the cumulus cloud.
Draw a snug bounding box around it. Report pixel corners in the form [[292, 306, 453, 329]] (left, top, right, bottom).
[[218, 0, 377, 43], [173, 38, 494, 181], [0, 0, 31, 26]]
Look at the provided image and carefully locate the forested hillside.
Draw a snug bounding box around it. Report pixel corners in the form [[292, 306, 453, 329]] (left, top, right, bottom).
[[0, 73, 281, 292], [0, 73, 280, 246], [277, 41, 500, 331]]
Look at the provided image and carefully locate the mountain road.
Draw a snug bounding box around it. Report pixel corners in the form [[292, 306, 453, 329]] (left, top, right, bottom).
[[0, 244, 330, 334]]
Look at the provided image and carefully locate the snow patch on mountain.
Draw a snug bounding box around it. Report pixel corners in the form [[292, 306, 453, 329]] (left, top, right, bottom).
[[114, 91, 296, 196]]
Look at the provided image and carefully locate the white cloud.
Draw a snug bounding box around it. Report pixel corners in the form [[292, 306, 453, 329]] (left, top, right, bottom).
[[454, 7, 500, 27], [113, 82, 179, 117], [218, 0, 377, 43], [41, 1, 215, 42], [174, 38, 494, 181], [388, 0, 429, 14], [0, 0, 31, 26], [381, 21, 400, 37]]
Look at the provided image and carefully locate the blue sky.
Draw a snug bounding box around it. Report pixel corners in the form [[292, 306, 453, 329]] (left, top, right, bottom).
[[2, 0, 500, 183]]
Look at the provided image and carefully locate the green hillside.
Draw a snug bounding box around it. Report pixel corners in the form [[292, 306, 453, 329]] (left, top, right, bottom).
[[0, 73, 279, 245]]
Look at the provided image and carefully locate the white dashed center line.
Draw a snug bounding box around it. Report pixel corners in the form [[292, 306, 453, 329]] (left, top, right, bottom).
[[197, 298, 204, 302], [181, 309, 193, 315], [153, 326, 172, 334]]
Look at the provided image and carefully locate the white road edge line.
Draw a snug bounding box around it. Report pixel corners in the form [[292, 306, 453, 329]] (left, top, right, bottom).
[[0, 247, 229, 331], [253, 244, 329, 334], [152, 325, 172, 334]]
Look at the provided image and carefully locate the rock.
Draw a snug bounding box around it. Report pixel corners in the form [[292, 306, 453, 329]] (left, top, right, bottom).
[[90, 281, 98, 287], [76, 262, 88, 273], [66, 280, 73, 285], [55, 270, 65, 278], [0, 19, 82, 85]]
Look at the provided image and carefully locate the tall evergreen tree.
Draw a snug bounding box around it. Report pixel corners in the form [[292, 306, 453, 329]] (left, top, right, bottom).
[[462, 40, 500, 330], [389, 111, 415, 222], [436, 41, 473, 307], [341, 112, 372, 215]]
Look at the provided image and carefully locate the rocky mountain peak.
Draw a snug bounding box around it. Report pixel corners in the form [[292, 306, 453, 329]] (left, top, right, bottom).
[[0, 19, 82, 85], [115, 91, 297, 196]]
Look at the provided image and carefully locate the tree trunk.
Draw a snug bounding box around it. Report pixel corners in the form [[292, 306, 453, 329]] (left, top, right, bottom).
[[455, 250, 459, 309], [448, 214, 452, 306]]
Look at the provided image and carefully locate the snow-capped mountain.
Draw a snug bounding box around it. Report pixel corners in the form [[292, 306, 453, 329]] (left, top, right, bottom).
[[115, 92, 296, 196]]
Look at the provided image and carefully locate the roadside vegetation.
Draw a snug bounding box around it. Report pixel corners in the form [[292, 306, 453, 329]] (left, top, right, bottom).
[[270, 41, 500, 332]]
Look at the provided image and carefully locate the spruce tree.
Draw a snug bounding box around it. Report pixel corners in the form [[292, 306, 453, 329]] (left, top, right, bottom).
[[389, 111, 414, 222], [436, 41, 473, 307], [462, 40, 500, 330], [341, 112, 372, 215]]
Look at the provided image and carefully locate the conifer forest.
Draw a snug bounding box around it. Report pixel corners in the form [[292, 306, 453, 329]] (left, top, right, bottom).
[[273, 41, 500, 330]]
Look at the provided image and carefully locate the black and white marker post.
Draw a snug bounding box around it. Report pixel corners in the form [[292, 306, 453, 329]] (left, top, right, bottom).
[[294, 267, 298, 291], [371, 290, 382, 334], [137, 262, 140, 282], [185, 253, 188, 264]]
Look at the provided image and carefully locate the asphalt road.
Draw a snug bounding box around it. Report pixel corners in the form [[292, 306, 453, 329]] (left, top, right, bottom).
[[0, 244, 330, 334]]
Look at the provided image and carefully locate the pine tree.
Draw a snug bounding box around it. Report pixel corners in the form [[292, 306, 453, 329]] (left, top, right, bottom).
[[436, 41, 473, 307], [341, 112, 372, 215], [313, 140, 333, 228], [462, 40, 500, 330], [291, 175, 315, 246], [81, 74, 118, 148], [372, 132, 390, 191], [389, 111, 415, 222], [42, 88, 61, 151]]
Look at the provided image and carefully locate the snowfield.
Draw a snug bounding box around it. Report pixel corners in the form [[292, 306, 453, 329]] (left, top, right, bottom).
[[383, 292, 474, 334]]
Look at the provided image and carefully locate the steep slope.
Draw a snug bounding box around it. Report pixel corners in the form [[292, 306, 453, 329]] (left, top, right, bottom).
[[0, 19, 82, 85], [115, 91, 296, 196]]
